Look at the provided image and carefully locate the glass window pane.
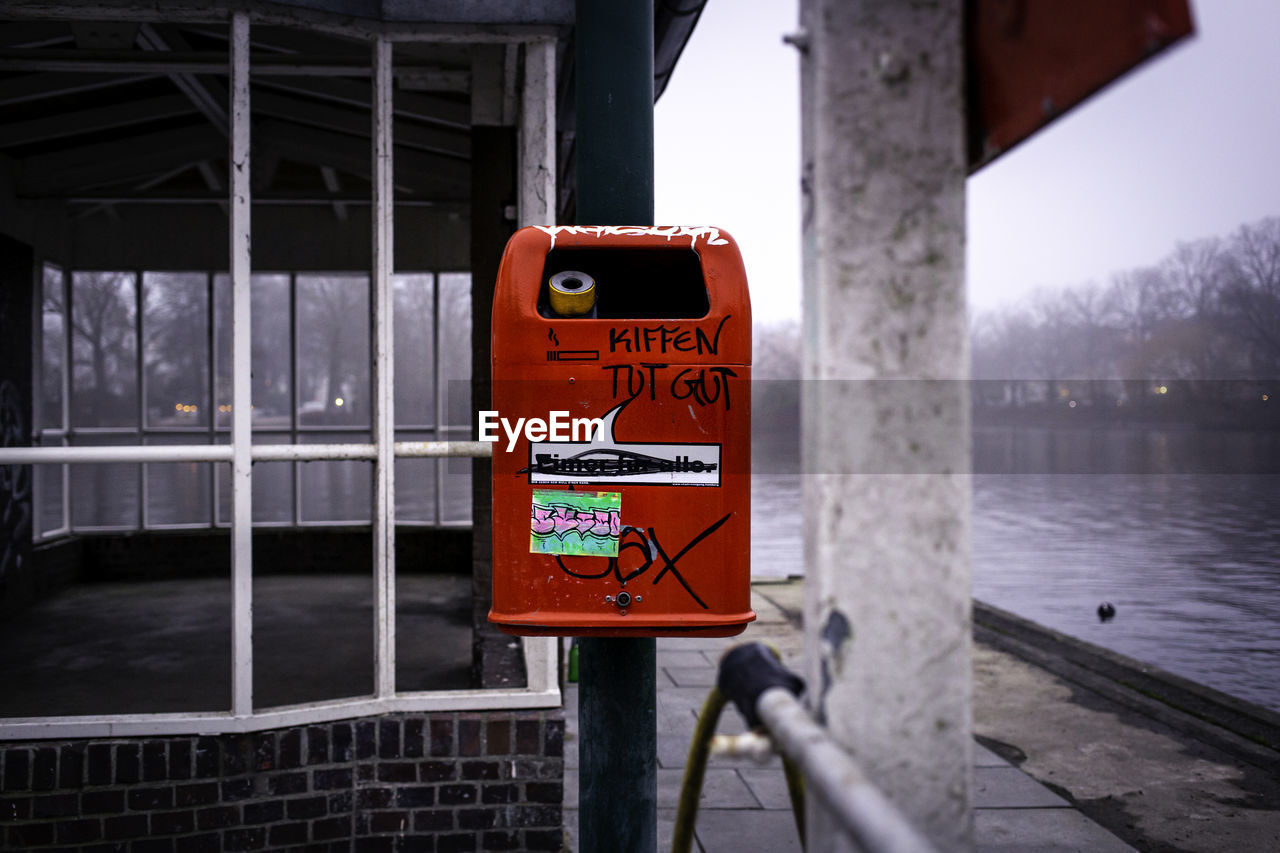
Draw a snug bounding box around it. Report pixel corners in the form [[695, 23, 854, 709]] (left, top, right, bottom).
[[143, 273, 209, 429], [300, 434, 371, 523], [393, 273, 435, 426], [214, 433, 294, 526], [440, 454, 472, 525], [69, 436, 139, 530], [214, 273, 291, 429], [40, 264, 64, 431], [35, 436, 65, 537], [211, 433, 293, 525], [394, 430, 438, 523], [37, 465, 64, 537], [298, 274, 369, 427], [144, 435, 212, 527], [71, 272, 137, 428], [438, 272, 471, 429]]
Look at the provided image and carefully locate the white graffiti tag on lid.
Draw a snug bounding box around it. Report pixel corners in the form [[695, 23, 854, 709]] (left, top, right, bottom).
[[532, 225, 730, 250]]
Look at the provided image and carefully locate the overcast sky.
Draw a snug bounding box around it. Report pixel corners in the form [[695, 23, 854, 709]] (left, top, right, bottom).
[[653, 0, 1280, 322]]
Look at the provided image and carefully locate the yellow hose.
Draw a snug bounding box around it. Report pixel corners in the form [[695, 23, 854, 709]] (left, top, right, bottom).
[[671, 686, 728, 853], [672, 683, 808, 852]]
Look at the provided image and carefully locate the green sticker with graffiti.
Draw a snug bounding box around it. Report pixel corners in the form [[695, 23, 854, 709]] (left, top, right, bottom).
[[530, 490, 621, 557]]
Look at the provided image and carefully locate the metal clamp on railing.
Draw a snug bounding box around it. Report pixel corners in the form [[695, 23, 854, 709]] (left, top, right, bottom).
[[673, 642, 939, 853]]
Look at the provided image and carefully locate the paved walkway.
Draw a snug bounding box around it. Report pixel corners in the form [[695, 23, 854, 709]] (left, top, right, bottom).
[[563, 581, 1134, 852]]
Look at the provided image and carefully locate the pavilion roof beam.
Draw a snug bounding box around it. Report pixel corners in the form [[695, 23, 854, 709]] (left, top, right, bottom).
[[320, 166, 348, 222], [53, 192, 453, 207], [0, 94, 196, 147], [0, 71, 158, 106], [18, 125, 223, 194], [252, 91, 469, 159], [70, 161, 199, 220], [396, 69, 470, 93], [0, 22, 76, 49], [136, 24, 229, 137], [255, 76, 469, 130], [196, 159, 229, 216], [182, 23, 371, 59], [0, 49, 464, 81], [255, 119, 468, 200]]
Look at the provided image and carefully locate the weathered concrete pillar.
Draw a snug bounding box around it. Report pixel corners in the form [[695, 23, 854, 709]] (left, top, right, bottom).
[[798, 0, 973, 849]]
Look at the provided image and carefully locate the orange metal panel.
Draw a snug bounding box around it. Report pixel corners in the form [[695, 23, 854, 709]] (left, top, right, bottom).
[[968, 0, 1194, 171], [488, 226, 754, 637]]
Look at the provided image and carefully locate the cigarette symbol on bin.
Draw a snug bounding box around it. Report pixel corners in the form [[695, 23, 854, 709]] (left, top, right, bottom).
[[545, 350, 600, 361]]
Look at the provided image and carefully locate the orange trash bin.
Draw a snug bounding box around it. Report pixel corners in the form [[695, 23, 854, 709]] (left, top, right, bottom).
[[487, 225, 754, 637]]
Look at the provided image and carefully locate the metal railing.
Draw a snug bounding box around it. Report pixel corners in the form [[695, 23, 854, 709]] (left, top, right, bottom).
[[676, 642, 939, 853], [0, 441, 492, 465]]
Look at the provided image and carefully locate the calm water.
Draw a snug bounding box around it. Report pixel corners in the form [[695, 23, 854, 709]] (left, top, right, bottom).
[[750, 427, 1280, 712], [40, 427, 1280, 710]]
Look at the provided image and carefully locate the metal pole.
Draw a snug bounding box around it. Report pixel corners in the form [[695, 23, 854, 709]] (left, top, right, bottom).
[[229, 11, 254, 718], [574, 1, 657, 851], [371, 36, 397, 699], [799, 0, 973, 849]]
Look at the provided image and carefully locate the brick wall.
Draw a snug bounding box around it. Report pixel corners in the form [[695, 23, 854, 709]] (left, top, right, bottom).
[[0, 710, 564, 852]]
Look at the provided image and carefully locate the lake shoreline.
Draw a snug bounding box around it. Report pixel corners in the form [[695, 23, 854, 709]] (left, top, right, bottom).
[[974, 597, 1280, 851]]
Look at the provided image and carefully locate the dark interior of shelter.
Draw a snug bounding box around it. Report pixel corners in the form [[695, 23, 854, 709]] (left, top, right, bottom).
[[0, 15, 513, 717], [0, 3, 706, 849]]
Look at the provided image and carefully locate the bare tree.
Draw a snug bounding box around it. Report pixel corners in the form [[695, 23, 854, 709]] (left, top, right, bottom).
[[68, 272, 137, 426], [1220, 217, 1280, 376]]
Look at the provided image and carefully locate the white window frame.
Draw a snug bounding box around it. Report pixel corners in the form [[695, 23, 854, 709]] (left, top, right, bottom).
[[33, 268, 474, 534], [0, 12, 561, 738]]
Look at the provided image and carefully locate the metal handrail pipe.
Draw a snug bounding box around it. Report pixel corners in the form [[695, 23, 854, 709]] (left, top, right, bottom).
[[0, 442, 494, 465], [0, 445, 234, 464], [393, 440, 493, 458], [755, 687, 940, 853]]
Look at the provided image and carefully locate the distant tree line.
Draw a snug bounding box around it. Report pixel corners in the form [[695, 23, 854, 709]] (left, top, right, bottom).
[[971, 216, 1279, 417]]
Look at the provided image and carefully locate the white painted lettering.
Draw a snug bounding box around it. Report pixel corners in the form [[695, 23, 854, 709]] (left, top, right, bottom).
[[501, 417, 526, 453], [548, 411, 570, 441], [478, 411, 499, 442], [574, 417, 606, 442]]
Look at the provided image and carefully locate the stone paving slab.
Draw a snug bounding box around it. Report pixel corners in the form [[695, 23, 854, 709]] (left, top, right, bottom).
[[659, 636, 737, 652], [657, 650, 716, 669], [714, 708, 749, 735], [658, 733, 692, 768], [564, 768, 580, 809], [748, 590, 792, 624], [657, 767, 760, 810], [975, 808, 1136, 852], [975, 766, 1071, 809], [695, 809, 803, 853], [560, 579, 1138, 852], [974, 740, 1012, 767], [663, 665, 719, 687], [737, 766, 795, 810], [659, 685, 724, 710]]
